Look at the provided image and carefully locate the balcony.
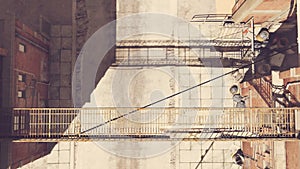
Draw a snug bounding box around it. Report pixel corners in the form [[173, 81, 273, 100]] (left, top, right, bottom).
[[11, 107, 299, 142]]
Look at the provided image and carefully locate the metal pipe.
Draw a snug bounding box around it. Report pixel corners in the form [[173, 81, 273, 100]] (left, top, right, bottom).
[[14, 68, 36, 78], [251, 17, 255, 74], [285, 80, 300, 90], [48, 109, 51, 138]]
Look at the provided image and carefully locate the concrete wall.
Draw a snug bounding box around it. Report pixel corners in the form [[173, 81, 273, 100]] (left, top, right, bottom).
[[20, 141, 241, 169], [84, 0, 117, 103], [17, 1, 243, 169], [48, 24, 74, 108], [88, 66, 235, 108], [113, 0, 236, 108], [47, 0, 117, 107]]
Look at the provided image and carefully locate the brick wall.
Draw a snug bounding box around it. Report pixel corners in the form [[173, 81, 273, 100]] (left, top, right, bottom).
[[240, 81, 270, 107], [14, 20, 49, 108], [280, 68, 300, 105], [11, 20, 50, 169], [241, 66, 300, 169]]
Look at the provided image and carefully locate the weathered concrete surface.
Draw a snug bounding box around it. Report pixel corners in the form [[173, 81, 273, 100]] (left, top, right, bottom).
[[21, 140, 241, 169], [74, 0, 116, 106], [49, 24, 74, 108], [19, 1, 242, 169], [89, 67, 235, 108], [74, 1, 237, 168]]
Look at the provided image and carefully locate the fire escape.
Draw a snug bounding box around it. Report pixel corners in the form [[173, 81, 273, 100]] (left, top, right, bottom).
[[8, 14, 300, 142], [114, 14, 252, 67], [11, 107, 298, 142], [244, 14, 299, 108], [249, 77, 300, 108]]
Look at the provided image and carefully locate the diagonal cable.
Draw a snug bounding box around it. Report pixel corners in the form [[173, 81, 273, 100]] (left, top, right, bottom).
[[194, 141, 215, 169], [80, 44, 296, 134]]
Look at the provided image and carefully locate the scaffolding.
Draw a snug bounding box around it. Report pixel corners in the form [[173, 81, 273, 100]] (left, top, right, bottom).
[[115, 40, 251, 66], [114, 17, 253, 66], [11, 107, 299, 142]]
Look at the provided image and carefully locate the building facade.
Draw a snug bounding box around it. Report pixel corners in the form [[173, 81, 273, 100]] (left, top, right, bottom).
[[232, 0, 300, 168]]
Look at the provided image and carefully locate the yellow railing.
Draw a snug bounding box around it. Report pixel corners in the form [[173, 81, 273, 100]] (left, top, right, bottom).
[[12, 107, 298, 140]]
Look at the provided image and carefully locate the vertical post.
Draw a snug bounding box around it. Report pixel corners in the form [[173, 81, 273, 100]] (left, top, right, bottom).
[[109, 109, 112, 137], [241, 22, 244, 59], [294, 109, 299, 134], [184, 48, 186, 63], [147, 47, 149, 65], [249, 89, 252, 107], [250, 108, 253, 134], [48, 109, 51, 138], [128, 48, 130, 65], [251, 17, 255, 74], [166, 48, 168, 60]]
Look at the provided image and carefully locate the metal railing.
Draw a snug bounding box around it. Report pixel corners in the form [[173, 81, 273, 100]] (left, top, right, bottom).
[[116, 40, 251, 48], [11, 107, 298, 141], [114, 46, 249, 67], [249, 77, 273, 107]]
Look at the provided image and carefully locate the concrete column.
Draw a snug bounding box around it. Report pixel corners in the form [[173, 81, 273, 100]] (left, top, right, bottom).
[[273, 141, 286, 169], [49, 24, 73, 108]]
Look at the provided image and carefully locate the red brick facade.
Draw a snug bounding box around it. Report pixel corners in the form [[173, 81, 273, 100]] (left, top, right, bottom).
[[240, 69, 300, 169], [11, 20, 50, 169], [14, 20, 49, 108]]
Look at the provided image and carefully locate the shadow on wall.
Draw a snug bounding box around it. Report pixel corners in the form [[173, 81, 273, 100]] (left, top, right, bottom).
[[1, 0, 115, 168], [242, 10, 298, 82]]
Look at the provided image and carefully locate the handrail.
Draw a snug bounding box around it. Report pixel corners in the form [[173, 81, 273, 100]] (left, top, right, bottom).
[[250, 77, 300, 107], [249, 77, 273, 107], [11, 108, 298, 141]]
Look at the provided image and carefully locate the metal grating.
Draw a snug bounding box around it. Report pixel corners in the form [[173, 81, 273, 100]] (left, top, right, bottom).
[[11, 108, 298, 142], [191, 14, 233, 23], [116, 40, 251, 48]]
